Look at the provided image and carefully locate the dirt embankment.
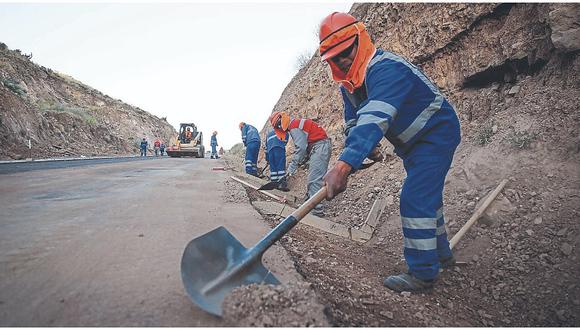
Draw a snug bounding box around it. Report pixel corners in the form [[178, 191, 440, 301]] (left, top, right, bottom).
[[0, 43, 176, 160], [240, 3, 578, 327]]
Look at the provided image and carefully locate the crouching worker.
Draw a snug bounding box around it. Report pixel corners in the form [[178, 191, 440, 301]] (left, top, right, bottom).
[[270, 111, 330, 217], [265, 128, 289, 191], [239, 122, 261, 176], [319, 12, 461, 293]]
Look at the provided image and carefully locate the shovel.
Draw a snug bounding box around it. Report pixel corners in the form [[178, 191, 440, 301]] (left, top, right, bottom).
[[258, 174, 288, 191], [257, 162, 269, 179], [180, 186, 327, 316]]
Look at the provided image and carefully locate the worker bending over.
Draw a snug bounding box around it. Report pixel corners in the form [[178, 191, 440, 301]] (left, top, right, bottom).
[[270, 111, 331, 217], [264, 128, 289, 191], [239, 122, 261, 176], [319, 12, 461, 292]]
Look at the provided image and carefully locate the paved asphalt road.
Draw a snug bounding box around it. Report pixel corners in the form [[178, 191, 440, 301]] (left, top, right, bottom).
[[0, 156, 158, 175], [0, 157, 299, 326]]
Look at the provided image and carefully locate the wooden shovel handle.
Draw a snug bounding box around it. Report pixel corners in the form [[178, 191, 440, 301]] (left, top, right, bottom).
[[449, 179, 508, 249], [290, 186, 327, 220]]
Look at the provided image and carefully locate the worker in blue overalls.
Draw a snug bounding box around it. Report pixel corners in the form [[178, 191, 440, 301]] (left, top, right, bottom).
[[210, 131, 219, 159], [264, 129, 289, 191], [239, 122, 261, 176], [319, 12, 461, 293]]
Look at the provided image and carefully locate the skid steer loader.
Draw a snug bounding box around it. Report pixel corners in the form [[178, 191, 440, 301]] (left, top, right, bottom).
[[167, 123, 205, 158]]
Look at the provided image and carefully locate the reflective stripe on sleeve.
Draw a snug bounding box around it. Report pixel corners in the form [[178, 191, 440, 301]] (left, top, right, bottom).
[[357, 100, 398, 133]]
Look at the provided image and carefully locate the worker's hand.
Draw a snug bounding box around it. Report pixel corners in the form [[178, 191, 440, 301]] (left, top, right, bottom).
[[367, 144, 384, 162], [324, 161, 352, 201]]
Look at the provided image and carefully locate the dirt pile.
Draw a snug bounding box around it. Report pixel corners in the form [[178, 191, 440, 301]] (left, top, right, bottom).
[[0, 43, 176, 160], [237, 3, 579, 327], [222, 281, 329, 327]]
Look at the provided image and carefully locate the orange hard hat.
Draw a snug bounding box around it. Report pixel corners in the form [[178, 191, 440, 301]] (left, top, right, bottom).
[[319, 12, 358, 62], [269, 111, 291, 141], [319, 12, 376, 93], [269, 111, 290, 131]]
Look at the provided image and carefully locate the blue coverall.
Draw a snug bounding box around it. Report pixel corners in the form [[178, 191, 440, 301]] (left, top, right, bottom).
[[265, 129, 287, 183], [210, 134, 218, 159], [339, 49, 461, 281], [241, 124, 261, 176], [140, 140, 148, 157]]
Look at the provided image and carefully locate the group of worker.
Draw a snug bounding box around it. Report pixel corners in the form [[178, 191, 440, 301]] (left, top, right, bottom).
[[239, 115, 331, 218], [235, 12, 462, 294], [139, 138, 165, 157]]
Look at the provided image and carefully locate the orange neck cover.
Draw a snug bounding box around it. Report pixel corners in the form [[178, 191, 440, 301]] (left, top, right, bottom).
[[325, 24, 376, 93]]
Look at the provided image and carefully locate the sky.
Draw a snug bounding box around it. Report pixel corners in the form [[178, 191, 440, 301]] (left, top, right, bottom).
[[0, 1, 352, 150]]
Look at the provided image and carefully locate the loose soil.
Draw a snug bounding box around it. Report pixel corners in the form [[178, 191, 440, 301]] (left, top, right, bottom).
[[222, 282, 330, 327]]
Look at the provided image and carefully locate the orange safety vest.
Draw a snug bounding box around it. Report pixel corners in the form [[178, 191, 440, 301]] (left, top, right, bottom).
[[288, 118, 328, 144]]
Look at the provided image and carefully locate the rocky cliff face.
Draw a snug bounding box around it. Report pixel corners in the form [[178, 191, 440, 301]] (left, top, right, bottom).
[[0, 43, 176, 160]]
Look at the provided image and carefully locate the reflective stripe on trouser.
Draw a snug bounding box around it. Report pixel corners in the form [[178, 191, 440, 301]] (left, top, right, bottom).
[[268, 147, 286, 182], [306, 139, 331, 213], [400, 149, 455, 280], [245, 141, 260, 175]]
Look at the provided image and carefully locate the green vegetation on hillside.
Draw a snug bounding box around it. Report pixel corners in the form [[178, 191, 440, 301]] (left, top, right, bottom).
[[38, 100, 97, 126]]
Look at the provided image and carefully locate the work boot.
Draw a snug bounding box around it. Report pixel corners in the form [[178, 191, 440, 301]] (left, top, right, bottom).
[[312, 210, 325, 218], [383, 273, 435, 293], [277, 179, 290, 192], [440, 255, 456, 269]]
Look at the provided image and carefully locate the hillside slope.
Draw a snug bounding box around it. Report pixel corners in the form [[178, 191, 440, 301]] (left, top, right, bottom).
[[251, 3, 579, 326], [0, 43, 176, 160]]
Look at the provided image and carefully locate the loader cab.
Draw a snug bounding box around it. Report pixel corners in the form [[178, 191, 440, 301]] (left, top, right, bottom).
[[167, 123, 205, 158], [180, 124, 198, 144]]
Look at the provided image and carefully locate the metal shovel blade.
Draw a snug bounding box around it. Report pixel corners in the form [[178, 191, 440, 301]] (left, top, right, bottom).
[[258, 174, 287, 191], [257, 181, 279, 191], [180, 226, 280, 316]]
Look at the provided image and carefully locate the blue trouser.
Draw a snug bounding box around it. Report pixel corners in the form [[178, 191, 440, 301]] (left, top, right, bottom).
[[140, 147, 146, 156], [267, 147, 286, 182], [245, 141, 260, 175], [211, 145, 218, 158], [400, 147, 456, 281]]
